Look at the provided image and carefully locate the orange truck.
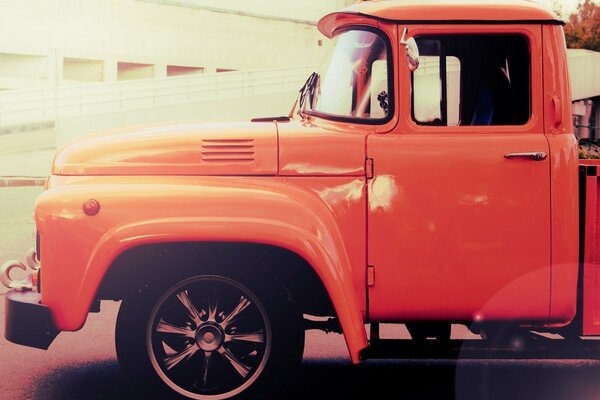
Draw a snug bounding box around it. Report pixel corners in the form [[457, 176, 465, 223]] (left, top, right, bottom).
[[2, 0, 597, 398]]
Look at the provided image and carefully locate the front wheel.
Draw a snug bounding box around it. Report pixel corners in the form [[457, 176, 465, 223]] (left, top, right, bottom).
[[116, 273, 304, 399]]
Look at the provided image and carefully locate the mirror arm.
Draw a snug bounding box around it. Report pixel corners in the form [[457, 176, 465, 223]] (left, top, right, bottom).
[[400, 27, 409, 46]]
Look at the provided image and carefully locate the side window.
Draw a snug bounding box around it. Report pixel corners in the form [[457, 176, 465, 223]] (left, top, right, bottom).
[[411, 34, 530, 126]]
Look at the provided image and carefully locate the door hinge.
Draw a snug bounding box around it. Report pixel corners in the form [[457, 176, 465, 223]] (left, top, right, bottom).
[[367, 265, 375, 287], [365, 158, 374, 179]]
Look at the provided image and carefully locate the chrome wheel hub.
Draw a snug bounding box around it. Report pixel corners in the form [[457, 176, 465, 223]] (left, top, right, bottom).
[[196, 323, 224, 352]]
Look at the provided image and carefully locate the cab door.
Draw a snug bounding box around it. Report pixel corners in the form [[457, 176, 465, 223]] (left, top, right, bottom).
[[367, 26, 551, 322]]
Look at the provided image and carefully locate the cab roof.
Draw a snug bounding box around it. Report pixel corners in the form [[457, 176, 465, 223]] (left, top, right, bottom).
[[318, 0, 561, 38]]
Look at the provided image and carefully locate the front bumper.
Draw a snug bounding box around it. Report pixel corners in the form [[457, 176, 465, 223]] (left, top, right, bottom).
[[5, 290, 59, 349]]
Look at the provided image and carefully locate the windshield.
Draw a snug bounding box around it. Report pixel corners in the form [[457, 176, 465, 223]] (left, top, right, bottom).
[[308, 29, 390, 121]]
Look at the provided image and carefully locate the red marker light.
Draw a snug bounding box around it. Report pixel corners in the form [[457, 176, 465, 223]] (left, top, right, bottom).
[[83, 199, 101, 216]]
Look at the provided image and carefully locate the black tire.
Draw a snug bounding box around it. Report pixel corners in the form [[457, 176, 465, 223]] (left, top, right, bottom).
[[116, 269, 305, 399]]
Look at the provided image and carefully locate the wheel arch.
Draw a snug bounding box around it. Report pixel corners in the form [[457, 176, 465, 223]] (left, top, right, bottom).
[[98, 242, 336, 317], [90, 232, 367, 363]]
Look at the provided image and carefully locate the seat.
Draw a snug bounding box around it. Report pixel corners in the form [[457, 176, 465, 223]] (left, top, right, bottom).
[[470, 87, 494, 125]]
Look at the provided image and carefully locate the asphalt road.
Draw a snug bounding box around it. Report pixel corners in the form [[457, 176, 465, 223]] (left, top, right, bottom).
[[3, 186, 600, 400]]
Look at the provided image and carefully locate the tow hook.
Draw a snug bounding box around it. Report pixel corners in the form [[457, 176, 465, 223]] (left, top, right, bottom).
[[0, 248, 39, 292]]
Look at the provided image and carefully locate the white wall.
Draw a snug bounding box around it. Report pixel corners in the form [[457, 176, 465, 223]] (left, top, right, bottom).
[[568, 49, 600, 102], [0, 65, 316, 150], [166, 0, 352, 21], [0, 0, 352, 89]]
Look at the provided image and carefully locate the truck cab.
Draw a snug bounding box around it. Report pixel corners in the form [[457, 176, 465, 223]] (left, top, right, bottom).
[[2, 1, 584, 399], [318, 1, 578, 324]]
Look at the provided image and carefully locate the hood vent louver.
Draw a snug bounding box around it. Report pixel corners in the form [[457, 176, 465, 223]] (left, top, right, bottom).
[[201, 138, 255, 162]]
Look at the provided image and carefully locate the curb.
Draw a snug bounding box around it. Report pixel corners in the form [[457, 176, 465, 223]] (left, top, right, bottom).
[[0, 177, 46, 188]]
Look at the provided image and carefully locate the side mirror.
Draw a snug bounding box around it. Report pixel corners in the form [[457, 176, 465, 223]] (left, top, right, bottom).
[[400, 28, 419, 71]]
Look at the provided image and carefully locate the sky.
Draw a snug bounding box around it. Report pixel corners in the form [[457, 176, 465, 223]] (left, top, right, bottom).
[[540, 0, 580, 16]]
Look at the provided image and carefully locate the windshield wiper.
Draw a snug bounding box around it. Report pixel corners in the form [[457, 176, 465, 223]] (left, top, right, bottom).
[[289, 72, 319, 119]]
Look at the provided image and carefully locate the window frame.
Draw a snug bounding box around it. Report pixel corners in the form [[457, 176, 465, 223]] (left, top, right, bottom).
[[305, 25, 396, 125]]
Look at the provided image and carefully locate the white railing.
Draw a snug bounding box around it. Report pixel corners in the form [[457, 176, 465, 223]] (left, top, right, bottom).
[[0, 65, 317, 127]]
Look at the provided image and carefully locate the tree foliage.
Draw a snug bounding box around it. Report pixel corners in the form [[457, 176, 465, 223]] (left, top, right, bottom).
[[564, 0, 600, 51]]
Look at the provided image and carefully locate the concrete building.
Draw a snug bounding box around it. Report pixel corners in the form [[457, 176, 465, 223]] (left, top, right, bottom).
[[0, 0, 352, 90], [568, 49, 600, 140]]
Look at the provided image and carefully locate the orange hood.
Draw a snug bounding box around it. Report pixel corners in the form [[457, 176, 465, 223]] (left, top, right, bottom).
[[53, 121, 278, 176]]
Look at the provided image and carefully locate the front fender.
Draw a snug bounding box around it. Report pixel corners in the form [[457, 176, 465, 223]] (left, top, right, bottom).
[[36, 176, 368, 362]]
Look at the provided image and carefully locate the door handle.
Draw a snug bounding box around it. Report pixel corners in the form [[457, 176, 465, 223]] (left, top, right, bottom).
[[504, 152, 547, 161]]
